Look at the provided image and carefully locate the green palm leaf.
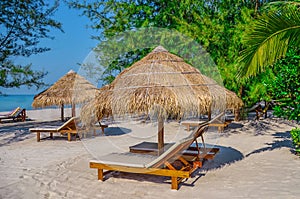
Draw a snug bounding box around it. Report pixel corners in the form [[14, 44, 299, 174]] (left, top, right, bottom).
[[238, 6, 300, 78]]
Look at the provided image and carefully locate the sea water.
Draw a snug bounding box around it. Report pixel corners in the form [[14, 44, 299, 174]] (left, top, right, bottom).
[[0, 95, 35, 112]]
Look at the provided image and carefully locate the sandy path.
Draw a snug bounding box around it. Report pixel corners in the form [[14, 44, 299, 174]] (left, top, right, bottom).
[[0, 110, 299, 198]]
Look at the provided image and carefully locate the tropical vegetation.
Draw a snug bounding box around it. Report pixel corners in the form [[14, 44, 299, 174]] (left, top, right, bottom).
[[239, 1, 300, 121], [0, 0, 62, 91], [291, 128, 300, 155], [239, 1, 300, 78], [68, 0, 299, 121], [1, 0, 299, 122]]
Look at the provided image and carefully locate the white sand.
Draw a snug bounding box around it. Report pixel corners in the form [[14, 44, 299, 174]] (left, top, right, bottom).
[[0, 109, 300, 198]]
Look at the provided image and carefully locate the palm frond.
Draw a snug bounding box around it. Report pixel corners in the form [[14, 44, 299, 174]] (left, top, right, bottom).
[[268, 1, 300, 7], [238, 6, 300, 78]]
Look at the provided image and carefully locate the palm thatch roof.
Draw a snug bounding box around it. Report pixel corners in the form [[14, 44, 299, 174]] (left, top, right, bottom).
[[32, 70, 97, 108], [81, 46, 243, 125]]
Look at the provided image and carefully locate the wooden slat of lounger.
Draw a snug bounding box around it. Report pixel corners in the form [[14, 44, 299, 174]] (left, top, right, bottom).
[[33, 131, 76, 142], [129, 143, 219, 163], [188, 146, 220, 153], [182, 150, 219, 160], [30, 126, 60, 142], [181, 121, 207, 131], [129, 142, 174, 154], [90, 162, 190, 178], [29, 127, 60, 132]]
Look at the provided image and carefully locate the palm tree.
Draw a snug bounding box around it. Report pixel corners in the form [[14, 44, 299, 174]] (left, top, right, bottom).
[[238, 2, 300, 78]]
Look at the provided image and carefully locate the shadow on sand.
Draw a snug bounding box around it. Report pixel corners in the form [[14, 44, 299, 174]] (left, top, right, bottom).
[[0, 120, 132, 146], [245, 131, 294, 157], [200, 144, 244, 170], [104, 127, 132, 136]]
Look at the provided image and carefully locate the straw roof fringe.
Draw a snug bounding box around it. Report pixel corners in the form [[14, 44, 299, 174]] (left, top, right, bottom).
[[32, 70, 98, 108], [81, 46, 243, 124]]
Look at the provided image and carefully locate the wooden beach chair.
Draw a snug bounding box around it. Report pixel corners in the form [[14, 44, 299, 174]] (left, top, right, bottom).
[[255, 104, 269, 120], [30, 117, 78, 142], [181, 120, 206, 131], [208, 113, 232, 132], [90, 122, 216, 190], [181, 113, 232, 132], [0, 108, 26, 123], [0, 107, 20, 116]]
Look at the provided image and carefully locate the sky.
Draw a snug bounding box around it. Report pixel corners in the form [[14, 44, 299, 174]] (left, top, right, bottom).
[[1, 2, 99, 95]]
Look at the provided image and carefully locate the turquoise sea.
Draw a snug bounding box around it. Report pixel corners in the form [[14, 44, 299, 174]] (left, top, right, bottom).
[[0, 95, 35, 112]]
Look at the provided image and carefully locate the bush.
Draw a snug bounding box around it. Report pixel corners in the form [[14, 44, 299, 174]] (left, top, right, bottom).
[[269, 48, 300, 122], [290, 128, 300, 155]]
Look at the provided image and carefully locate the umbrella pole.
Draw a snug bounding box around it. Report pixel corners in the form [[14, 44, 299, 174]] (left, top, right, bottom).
[[158, 117, 164, 155], [61, 104, 64, 122], [71, 103, 76, 117], [208, 105, 212, 121]]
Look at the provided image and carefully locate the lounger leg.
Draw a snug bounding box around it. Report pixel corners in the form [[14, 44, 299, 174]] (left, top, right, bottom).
[[193, 161, 203, 168], [98, 169, 104, 181], [68, 133, 71, 141], [37, 132, 40, 142], [218, 126, 224, 133], [101, 126, 105, 135], [50, 133, 53, 139], [171, 177, 178, 190]]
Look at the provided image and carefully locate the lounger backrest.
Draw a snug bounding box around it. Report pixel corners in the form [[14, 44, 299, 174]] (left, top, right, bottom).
[[211, 112, 225, 124], [192, 113, 224, 139], [10, 107, 21, 116], [13, 108, 25, 117], [58, 117, 77, 131], [146, 123, 209, 168]]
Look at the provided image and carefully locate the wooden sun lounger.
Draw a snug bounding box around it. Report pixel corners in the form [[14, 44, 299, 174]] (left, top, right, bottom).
[[181, 120, 206, 131], [90, 122, 211, 190], [0, 107, 20, 116], [208, 120, 232, 132], [30, 117, 109, 141], [181, 113, 232, 132], [29, 117, 78, 142], [0, 108, 26, 123]]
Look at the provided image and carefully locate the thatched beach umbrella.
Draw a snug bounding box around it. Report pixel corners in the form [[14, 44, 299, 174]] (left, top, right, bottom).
[[32, 70, 98, 121], [81, 46, 243, 152]]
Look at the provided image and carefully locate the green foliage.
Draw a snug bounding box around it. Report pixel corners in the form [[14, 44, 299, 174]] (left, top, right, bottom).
[[81, 27, 223, 86], [0, 61, 47, 89], [71, 0, 300, 115], [174, 1, 257, 94], [237, 1, 300, 113], [241, 68, 275, 107], [290, 128, 300, 154], [241, 46, 300, 120], [0, 0, 63, 90], [238, 4, 300, 78], [68, 0, 261, 90], [101, 48, 151, 85], [268, 47, 300, 121]]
